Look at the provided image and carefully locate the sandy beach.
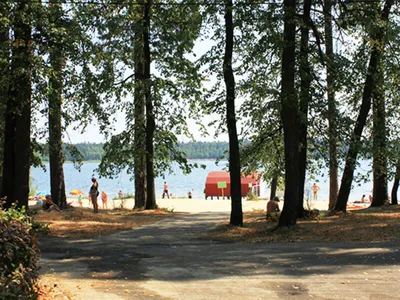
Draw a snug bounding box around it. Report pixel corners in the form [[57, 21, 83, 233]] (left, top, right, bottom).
[[57, 197, 332, 213]]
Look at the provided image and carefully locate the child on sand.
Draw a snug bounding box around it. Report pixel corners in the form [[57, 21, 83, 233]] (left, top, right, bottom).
[[101, 191, 108, 209], [78, 194, 83, 207]]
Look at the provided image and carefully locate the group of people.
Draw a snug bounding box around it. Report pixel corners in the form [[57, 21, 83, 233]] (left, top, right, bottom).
[[265, 183, 321, 223], [162, 181, 193, 199], [88, 177, 124, 213], [41, 179, 320, 219], [42, 177, 126, 214], [44, 177, 192, 214]]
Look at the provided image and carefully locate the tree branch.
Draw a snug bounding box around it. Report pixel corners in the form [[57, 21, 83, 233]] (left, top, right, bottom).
[[114, 72, 135, 86]]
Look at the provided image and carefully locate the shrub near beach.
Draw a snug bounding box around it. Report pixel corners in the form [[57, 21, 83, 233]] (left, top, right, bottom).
[[0, 203, 40, 300]]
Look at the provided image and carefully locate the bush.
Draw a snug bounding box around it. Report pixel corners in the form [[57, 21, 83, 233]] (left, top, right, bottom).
[[0, 203, 40, 300], [246, 190, 259, 201], [112, 193, 135, 200]]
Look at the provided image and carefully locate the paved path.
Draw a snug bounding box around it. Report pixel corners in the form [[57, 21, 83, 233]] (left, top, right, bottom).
[[39, 211, 400, 299]]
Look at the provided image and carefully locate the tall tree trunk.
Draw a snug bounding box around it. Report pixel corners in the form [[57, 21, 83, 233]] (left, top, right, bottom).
[[1, 95, 15, 206], [278, 0, 299, 227], [334, 0, 393, 212], [371, 72, 388, 206], [0, 21, 13, 205], [391, 162, 400, 205], [298, 0, 312, 218], [4, 0, 32, 208], [269, 175, 278, 200], [0, 2, 10, 196], [48, 0, 67, 209], [134, 0, 147, 209], [224, 0, 242, 226], [324, 0, 338, 211], [144, 0, 156, 210]]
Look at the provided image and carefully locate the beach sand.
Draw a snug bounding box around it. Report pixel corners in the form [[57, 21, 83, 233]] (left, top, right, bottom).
[[59, 197, 332, 213]]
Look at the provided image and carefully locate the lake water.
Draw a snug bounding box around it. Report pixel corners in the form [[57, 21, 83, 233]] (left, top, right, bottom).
[[31, 159, 392, 201], [31, 160, 229, 200]]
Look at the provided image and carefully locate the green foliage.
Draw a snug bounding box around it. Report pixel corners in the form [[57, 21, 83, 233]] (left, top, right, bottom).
[[113, 198, 128, 209], [158, 206, 174, 213], [40, 142, 102, 162], [29, 176, 38, 197], [71, 0, 206, 182], [112, 193, 135, 200], [0, 204, 40, 300], [246, 190, 259, 201], [31, 221, 50, 236], [64, 143, 101, 162], [178, 141, 228, 159]]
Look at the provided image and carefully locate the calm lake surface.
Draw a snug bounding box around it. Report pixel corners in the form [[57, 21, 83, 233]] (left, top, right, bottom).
[[31, 159, 389, 201], [31, 160, 228, 200]]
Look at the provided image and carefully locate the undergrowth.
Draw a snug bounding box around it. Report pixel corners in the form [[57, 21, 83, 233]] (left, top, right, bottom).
[[0, 201, 40, 299]]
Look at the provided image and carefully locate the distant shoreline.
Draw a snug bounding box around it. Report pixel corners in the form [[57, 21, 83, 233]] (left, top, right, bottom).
[[40, 158, 225, 164]]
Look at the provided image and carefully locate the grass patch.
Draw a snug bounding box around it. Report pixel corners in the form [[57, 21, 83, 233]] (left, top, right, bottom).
[[33, 207, 176, 238], [202, 205, 400, 243]]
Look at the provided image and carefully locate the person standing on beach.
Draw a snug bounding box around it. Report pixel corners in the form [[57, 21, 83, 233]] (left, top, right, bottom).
[[312, 183, 320, 200], [89, 177, 99, 213], [162, 181, 169, 199]]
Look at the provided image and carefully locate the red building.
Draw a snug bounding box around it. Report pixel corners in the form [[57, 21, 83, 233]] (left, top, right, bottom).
[[204, 171, 264, 199]]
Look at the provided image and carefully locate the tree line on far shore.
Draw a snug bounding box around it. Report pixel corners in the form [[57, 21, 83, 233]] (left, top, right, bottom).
[[40, 142, 229, 162]]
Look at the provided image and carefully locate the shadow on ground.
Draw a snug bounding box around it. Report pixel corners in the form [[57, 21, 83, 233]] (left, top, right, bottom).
[[39, 212, 400, 299]]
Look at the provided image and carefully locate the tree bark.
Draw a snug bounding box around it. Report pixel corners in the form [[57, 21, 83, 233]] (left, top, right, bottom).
[[391, 162, 400, 205], [298, 0, 312, 218], [1, 21, 14, 205], [324, 0, 339, 211], [224, 0, 242, 226], [269, 176, 277, 200], [3, 0, 32, 208], [278, 0, 299, 227], [371, 71, 388, 206], [144, 0, 156, 210], [1, 96, 15, 206], [134, 0, 147, 209], [334, 0, 393, 212], [48, 0, 67, 209], [0, 2, 10, 196]]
